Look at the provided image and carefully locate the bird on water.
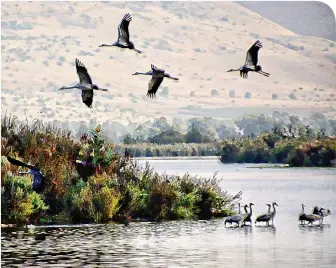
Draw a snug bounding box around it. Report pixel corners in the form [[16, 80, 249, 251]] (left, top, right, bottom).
[[227, 40, 270, 78], [304, 207, 326, 226], [132, 64, 179, 98], [225, 203, 243, 227], [313, 206, 331, 219], [99, 13, 142, 53], [242, 203, 254, 226], [58, 58, 108, 108], [255, 203, 278, 226], [298, 203, 307, 225]]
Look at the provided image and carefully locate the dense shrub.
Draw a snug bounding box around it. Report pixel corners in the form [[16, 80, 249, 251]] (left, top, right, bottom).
[[115, 143, 221, 157], [229, 90, 236, 98], [1, 171, 48, 224], [272, 93, 278, 100], [211, 89, 219, 97], [148, 130, 185, 144], [1, 114, 239, 225], [289, 93, 297, 100], [245, 92, 252, 99], [220, 130, 336, 167]]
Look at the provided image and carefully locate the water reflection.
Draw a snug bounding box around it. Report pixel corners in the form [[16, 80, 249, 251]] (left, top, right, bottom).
[[2, 161, 336, 267]]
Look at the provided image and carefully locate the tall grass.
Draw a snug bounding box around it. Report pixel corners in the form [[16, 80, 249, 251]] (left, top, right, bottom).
[[1, 114, 241, 225], [114, 142, 221, 157]]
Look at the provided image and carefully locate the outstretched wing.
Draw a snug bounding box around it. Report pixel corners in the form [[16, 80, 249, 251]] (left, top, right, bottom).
[[76, 58, 92, 85], [245, 40, 263, 67], [147, 76, 164, 98], [81, 90, 94, 108], [7, 156, 40, 172], [118, 13, 132, 45], [164, 73, 179, 81]]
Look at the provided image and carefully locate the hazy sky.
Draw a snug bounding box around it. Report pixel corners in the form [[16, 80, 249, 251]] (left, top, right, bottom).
[[239, 1, 336, 41]]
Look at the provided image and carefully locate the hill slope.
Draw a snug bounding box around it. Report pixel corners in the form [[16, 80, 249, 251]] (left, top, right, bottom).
[[1, 1, 336, 130]]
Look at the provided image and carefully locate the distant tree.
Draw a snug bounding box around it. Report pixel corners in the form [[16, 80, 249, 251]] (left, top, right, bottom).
[[272, 94, 278, 100], [148, 130, 185, 144], [185, 123, 214, 143], [245, 92, 252, 99], [289, 93, 297, 100], [229, 90, 235, 98], [122, 133, 138, 145], [211, 89, 219, 97]]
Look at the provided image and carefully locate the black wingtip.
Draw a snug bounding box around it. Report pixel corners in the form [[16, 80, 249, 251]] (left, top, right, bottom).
[[123, 13, 132, 21]]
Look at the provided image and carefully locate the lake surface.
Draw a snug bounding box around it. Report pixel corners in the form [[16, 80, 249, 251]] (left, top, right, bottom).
[[2, 159, 336, 267]]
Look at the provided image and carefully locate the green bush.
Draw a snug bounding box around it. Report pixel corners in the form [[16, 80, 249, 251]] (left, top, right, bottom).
[[1, 174, 48, 225], [1, 114, 241, 225], [220, 129, 336, 167]]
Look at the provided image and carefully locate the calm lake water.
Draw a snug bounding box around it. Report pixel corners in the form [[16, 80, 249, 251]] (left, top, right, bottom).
[[2, 158, 336, 267]]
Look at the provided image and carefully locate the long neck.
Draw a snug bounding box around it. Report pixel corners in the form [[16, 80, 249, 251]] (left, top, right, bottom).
[[60, 86, 77, 90], [238, 203, 241, 214], [134, 72, 151, 76], [228, 68, 240, 72], [272, 204, 277, 215], [302, 205, 305, 213], [100, 44, 114, 47], [249, 204, 253, 215], [244, 206, 248, 214], [268, 206, 271, 213]]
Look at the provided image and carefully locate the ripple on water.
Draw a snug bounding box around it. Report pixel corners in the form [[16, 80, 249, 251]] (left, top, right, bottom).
[[2, 161, 336, 267]]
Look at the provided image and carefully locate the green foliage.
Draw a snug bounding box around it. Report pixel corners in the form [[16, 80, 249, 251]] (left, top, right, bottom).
[[115, 143, 221, 157], [1, 174, 48, 225], [1, 114, 240, 225], [148, 130, 185, 144], [220, 129, 336, 167], [65, 175, 120, 223]]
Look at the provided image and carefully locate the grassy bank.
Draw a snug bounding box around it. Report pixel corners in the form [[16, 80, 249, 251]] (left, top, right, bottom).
[[1, 114, 241, 226], [220, 131, 336, 167], [114, 143, 221, 157]]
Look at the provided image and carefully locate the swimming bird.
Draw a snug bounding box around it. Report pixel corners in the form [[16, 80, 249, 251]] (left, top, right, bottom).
[[132, 64, 179, 98], [255, 203, 272, 226], [227, 40, 270, 78], [6, 156, 44, 193], [305, 208, 325, 226], [58, 58, 108, 108], [99, 13, 142, 53], [242, 203, 254, 226], [270, 202, 278, 226], [313, 206, 331, 219], [298, 204, 307, 225], [225, 203, 243, 227]]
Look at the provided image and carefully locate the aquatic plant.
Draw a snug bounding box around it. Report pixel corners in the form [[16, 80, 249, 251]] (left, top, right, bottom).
[[114, 142, 221, 157], [1, 114, 240, 225]]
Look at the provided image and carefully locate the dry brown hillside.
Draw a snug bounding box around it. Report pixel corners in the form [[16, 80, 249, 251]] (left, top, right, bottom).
[[1, 1, 336, 127]]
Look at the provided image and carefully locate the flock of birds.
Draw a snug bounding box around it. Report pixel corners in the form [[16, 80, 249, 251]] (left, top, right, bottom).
[[58, 13, 270, 108], [225, 202, 331, 228]]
